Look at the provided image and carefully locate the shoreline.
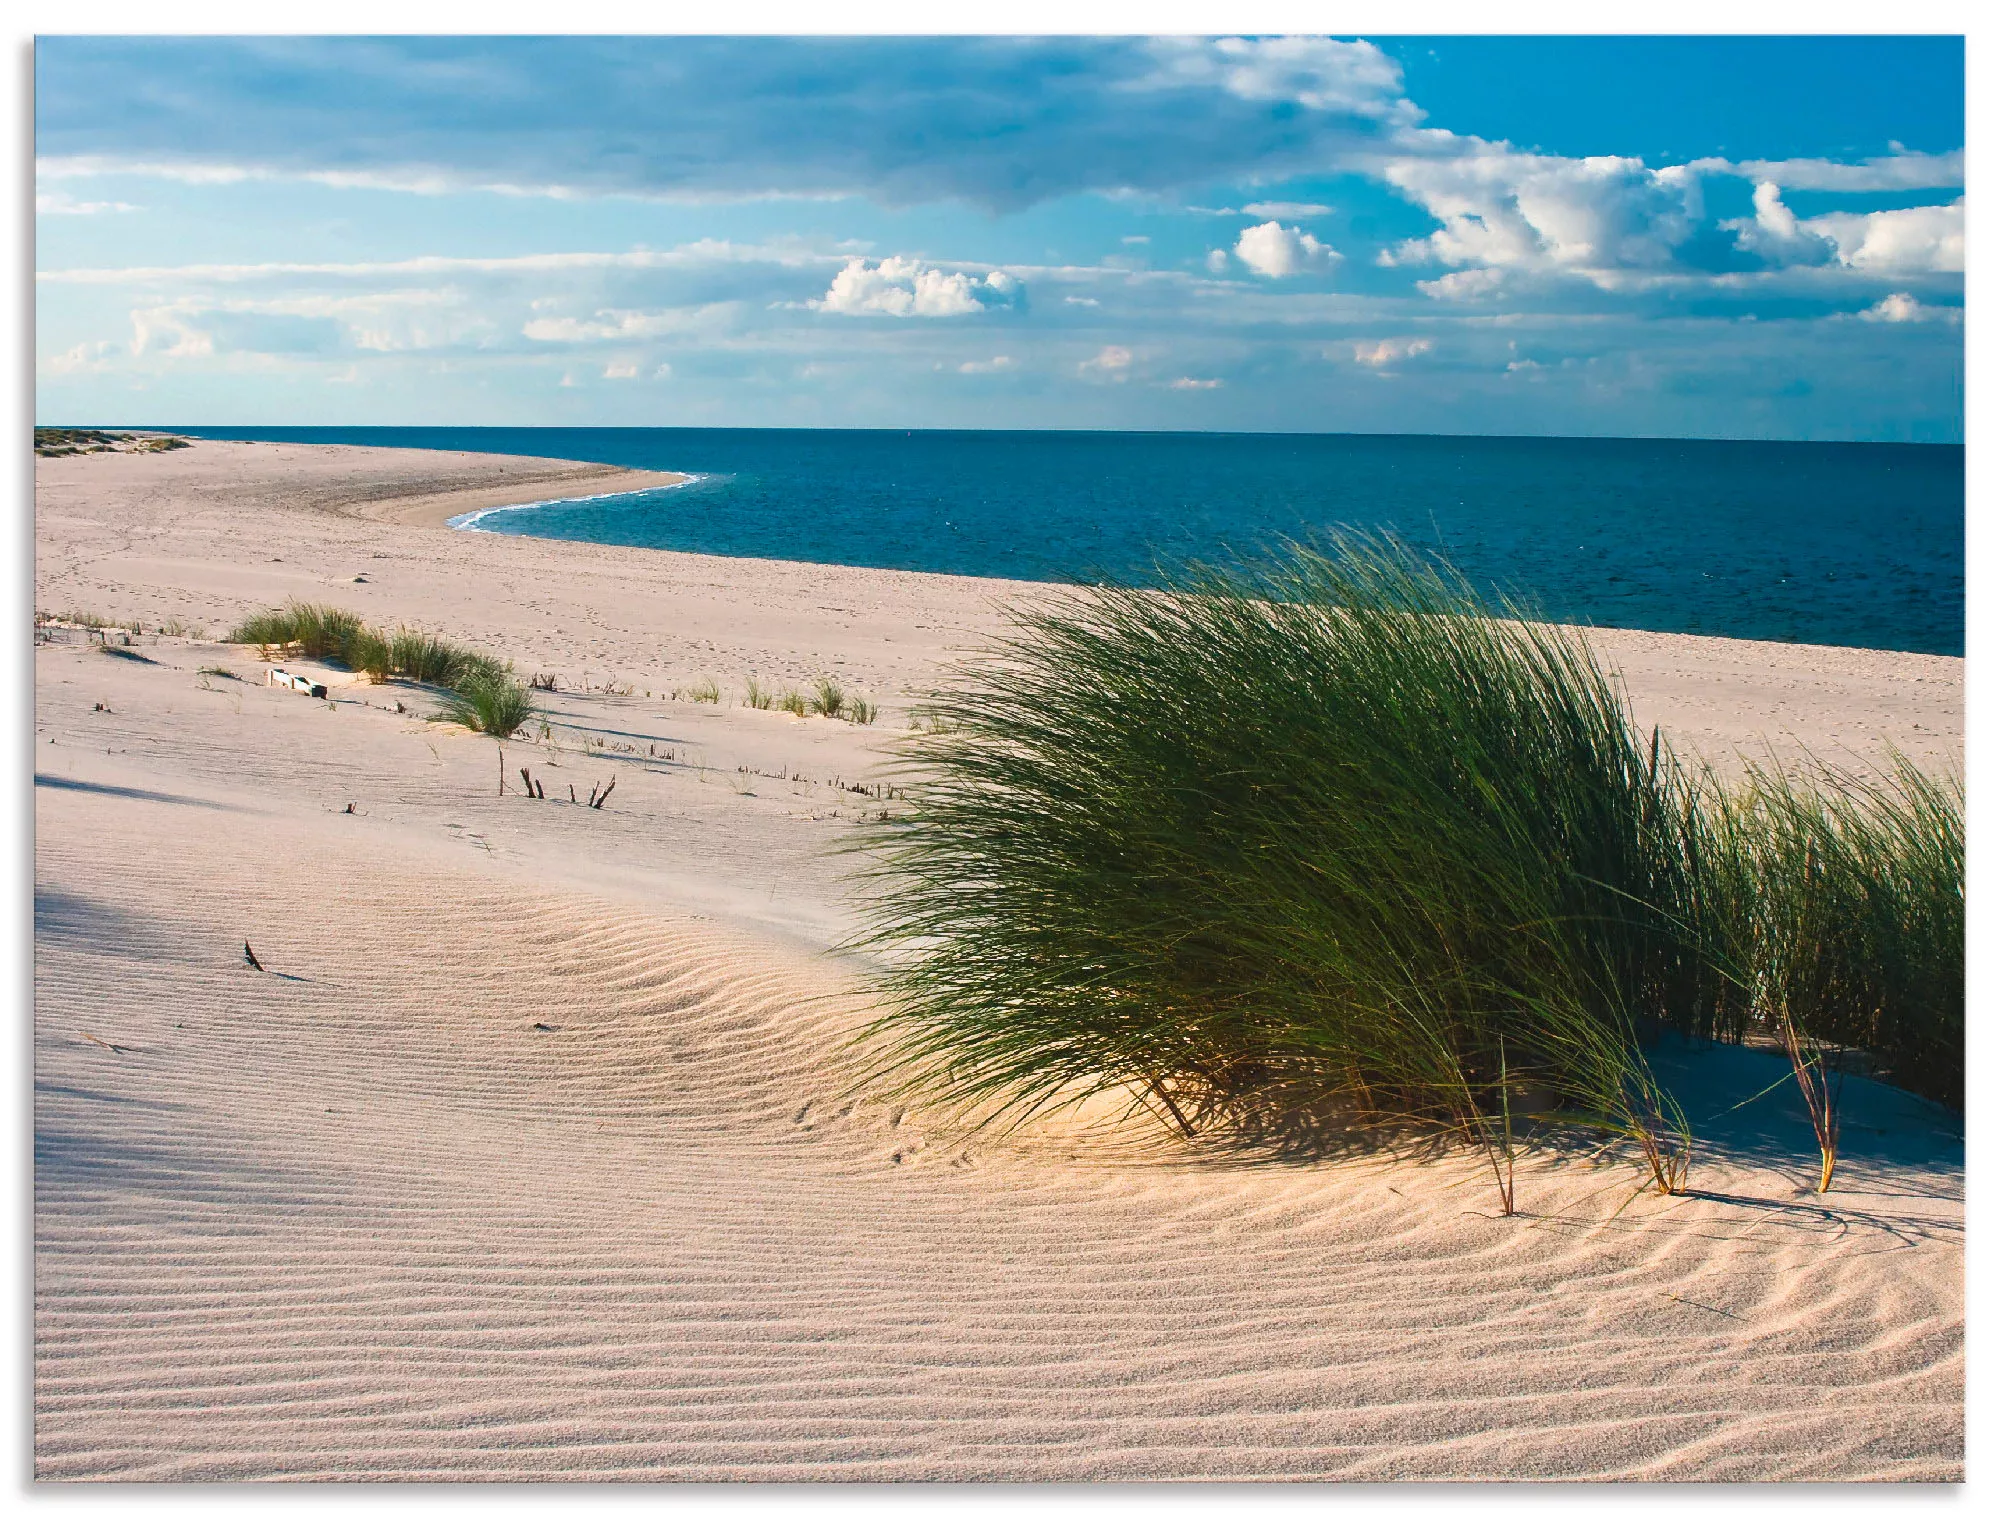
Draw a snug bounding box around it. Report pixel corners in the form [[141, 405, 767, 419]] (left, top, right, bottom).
[[32, 437, 1963, 781]]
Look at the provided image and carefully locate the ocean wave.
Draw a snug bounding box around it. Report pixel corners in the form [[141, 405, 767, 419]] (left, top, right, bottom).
[[448, 474, 706, 532]]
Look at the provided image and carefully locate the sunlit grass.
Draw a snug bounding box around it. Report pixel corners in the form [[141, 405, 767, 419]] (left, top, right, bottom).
[[849, 533, 1962, 1199]]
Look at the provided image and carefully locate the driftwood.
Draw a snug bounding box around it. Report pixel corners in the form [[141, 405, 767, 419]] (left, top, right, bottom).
[[591, 777, 616, 810]]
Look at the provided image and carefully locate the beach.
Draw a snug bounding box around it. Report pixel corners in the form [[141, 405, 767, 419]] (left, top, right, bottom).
[[33, 438, 1964, 1480]]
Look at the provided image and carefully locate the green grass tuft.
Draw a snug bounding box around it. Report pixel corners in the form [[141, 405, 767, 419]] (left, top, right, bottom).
[[847, 533, 1966, 1189], [809, 677, 846, 719], [433, 671, 535, 737], [228, 602, 535, 733], [850, 535, 1707, 1184]]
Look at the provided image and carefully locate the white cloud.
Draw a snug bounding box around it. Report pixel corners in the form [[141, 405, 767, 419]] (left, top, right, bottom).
[[1234, 221, 1340, 278], [958, 355, 1015, 373], [523, 303, 738, 343], [129, 303, 215, 358], [1204, 249, 1231, 274], [1138, 35, 1418, 122], [36, 189, 137, 215], [1169, 376, 1222, 389], [1242, 201, 1333, 219], [1858, 292, 1962, 324], [38, 238, 834, 286], [44, 339, 120, 372], [1807, 200, 1964, 275], [1414, 268, 1509, 301], [1724, 182, 1834, 266], [1349, 337, 1435, 367], [1079, 344, 1133, 377], [603, 361, 639, 379], [813, 256, 1018, 317], [1381, 149, 1697, 276], [1121, 235, 1150, 246], [1726, 188, 1963, 274], [1064, 294, 1101, 306], [1696, 148, 1963, 192]]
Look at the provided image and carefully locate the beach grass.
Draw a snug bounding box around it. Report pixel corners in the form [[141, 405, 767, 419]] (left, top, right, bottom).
[[1695, 755, 1963, 1109], [850, 533, 1961, 1192], [434, 671, 535, 737], [229, 601, 534, 733], [810, 677, 846, 719]]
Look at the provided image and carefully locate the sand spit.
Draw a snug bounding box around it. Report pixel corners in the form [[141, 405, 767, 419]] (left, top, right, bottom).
[[33, 441, 1963, 1480]]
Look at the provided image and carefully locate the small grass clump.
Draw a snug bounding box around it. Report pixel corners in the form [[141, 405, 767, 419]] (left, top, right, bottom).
[[779, 688, 810, 717], [682, 678, 721, 704], [743, 676, 775, 710], [847, 697, 878, 726], [435, 671, 535, 737], [810, 678, 846, 719], [227, 601, 363, 661]]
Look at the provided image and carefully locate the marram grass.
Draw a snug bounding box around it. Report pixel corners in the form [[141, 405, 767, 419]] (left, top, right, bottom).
[[850, 536, 1706, 1186], [848, 535, 1963, 1193], [228, 601, 533, 735]]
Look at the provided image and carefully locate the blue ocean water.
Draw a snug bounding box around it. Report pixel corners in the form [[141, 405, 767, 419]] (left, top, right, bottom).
[[167, 427, 1963, 656]]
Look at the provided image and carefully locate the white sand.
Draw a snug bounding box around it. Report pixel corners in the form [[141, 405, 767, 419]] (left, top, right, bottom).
[[33, 440, 1963, 1480]]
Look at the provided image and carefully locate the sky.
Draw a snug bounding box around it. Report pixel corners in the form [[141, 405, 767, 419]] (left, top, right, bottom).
[[33, 34, 1966, 440]]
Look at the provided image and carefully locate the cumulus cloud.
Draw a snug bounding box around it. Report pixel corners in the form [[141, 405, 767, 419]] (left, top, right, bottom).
[[1857, 292, 1962, 324], [1806, 200, 1964, 275], [1726, 188, 1963, 274], [958, 355, 1015, 373], [1414, 268, 1509, 301], [603, 361, 639, 378], [814, 257, 1019, 317], [1350, 336, 1435, 366], [1381, 149, 1698, 276], [1723, 182, 1834, 267], [1234, 221, 1340, 278]]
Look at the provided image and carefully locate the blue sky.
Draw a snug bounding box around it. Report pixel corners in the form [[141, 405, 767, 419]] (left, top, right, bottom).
[[34, 35, 1965, 440]]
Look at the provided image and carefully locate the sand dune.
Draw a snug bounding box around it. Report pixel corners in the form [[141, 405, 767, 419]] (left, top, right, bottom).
[[33, 441, 1962, 1480]]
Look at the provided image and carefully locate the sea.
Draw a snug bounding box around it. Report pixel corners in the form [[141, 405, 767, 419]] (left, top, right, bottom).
[[163, 427, 1964, 657]]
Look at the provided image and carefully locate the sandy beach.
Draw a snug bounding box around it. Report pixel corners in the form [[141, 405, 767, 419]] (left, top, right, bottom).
[[33, 438, 1963, 1481]]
